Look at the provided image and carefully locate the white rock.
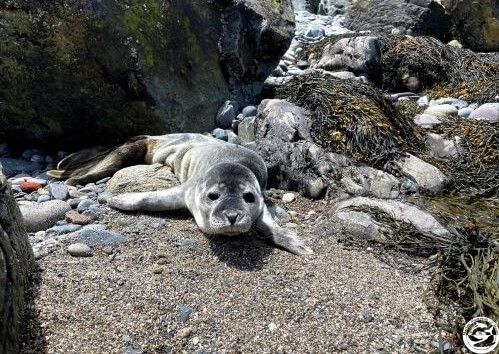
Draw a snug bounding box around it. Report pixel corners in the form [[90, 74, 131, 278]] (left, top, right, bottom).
[[414, 114, 442, 128], [426, 133, 461, 158], [423, 104, 458, 118], [18, 200, 71, 232], [282, 193, 296, 203], [394, 154, 447, 194]]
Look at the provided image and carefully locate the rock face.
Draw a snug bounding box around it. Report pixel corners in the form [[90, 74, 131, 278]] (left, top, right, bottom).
[[0, 163, 34, 353], [345, 0, 450, 41], [442, 0, 499, 51], [0, 0, 294, 148]]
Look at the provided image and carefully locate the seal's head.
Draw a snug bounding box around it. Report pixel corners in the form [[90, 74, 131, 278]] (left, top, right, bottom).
[[190, 163, 264, 235]]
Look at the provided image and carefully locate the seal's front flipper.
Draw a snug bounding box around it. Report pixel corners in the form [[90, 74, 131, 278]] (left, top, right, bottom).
[[253, 205, 313, 256], [108, 185, 187, 212]]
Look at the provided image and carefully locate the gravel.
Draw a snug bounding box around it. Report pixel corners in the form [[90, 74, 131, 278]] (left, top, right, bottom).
[[21, 195, 443, 353]]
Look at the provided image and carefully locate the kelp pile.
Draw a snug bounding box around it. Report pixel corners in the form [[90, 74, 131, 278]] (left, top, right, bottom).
[[423, 117, 499, 197], [338, 206, 498, 329], [275, 72, 420, 169], [378, 35, 499, 102]]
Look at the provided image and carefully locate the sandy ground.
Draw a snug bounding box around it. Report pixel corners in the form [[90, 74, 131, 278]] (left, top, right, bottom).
[[20, 193, 444, 354]]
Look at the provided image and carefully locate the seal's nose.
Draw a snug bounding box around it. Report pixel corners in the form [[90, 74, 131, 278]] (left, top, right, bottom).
[[224, 211, 239, 225]]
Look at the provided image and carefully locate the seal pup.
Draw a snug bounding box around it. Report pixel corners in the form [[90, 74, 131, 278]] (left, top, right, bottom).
[[48, 134, 313, 255]]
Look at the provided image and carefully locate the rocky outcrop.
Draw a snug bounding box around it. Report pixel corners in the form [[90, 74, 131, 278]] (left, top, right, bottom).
[[442, 0, 499, 51], [345, 0, 450, 41], [0, 163, 34, 353], [0, 0, 294, 149]]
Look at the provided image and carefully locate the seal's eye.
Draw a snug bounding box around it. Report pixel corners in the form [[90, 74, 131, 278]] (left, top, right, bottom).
[[243, 192, 255, 203], [207, 192, 220, 201]]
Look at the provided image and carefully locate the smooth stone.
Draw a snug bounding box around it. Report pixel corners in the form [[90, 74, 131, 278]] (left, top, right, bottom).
[[37, 195, 51, 203], [71, 228, 125, 247], [212, 128, 229, 141], [282, 193, 296, 203], [0, 158, 42, 178], [46, 223, 82, 236], [48, 182, 69, 200], [238, 116, 256, 143], [426, 133, 461, 158], [469, 103, 499, 123], [77, 199, 96, 213], [340, 166, 400, 199], [227, 131, 242, 145], [67, 243, 93, 257], [332, 197, 450, 236], [107, 164, 178, 194], [272, 66, 285, 77], [435, 97, 467, 109], [268, 205, 291, 223], [305, 27, 325, 39], [458, 107, 474, 118], [241, 106, 257, 118], [297, 60, 309, 69], [447, 40, 462, 48], [417, 96, 429, 106], [330, 71, 356, 80], [414, 114, 443, 128], [179, 305, 192, 323], [18, 200, 71, 232], [391, 92, 417, 100], [424, 104, 458, 118], [97, 191, 113, 204], [216, 100, 238, 129], [394, 154, 447, 194], [287, 68, 304, 76], [180, 239, 197, 251], [65, 211, 92, 225]]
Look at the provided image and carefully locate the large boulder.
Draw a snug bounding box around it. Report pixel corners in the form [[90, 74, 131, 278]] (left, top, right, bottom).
[[0, 0, 294, 149], [0, 163, 34, 353], [442, 0, 499, 51], [345, 0, 451, 41]]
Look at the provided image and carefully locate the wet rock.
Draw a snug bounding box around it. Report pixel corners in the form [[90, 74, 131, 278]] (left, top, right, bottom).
[[18, 200, 72, 232], [394, 154, 447, 194]]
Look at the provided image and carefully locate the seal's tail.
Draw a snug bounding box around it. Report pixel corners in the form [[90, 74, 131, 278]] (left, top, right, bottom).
[[47, 136, 149, 186]]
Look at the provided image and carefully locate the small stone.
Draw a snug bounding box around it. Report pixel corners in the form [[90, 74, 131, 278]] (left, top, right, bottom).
[[238, 117, 256, 143], [212, 128, 229, 141], [297, 60, 309, 69], [216, 100, 238, 129], [77, 199, 96, 213], [417, 96, 429, 107], [447, 39, 462, 48], [67, 243, 93, 257], [96, 177, 111, 185], [46, 224, 82, 236], [65, 211, 92, 225], [458, 107, 474, 118], [37, 195, 51, 203], [97, 191, 113, 204], [268, 205, 291, 223], [177, 326, 194, 338], [152, 266, 164, 274], [10, 177, 47, 186], [20, 181, 42, 193], [268, 322, 278, 332], [241, 105, 257, 118], [192, 337, 200, 346], [72, 227, 125, 247], [30, 154, 44, 163], [414, 114, 442, 128], [362, 312, 374, 323], [48, 182, 69, 200], [305, 27, 325, 39], [180, 239, 197, 251], [282, 193, 295, 203], [435, 97, 468, 109], [179, 305, 192, 323]]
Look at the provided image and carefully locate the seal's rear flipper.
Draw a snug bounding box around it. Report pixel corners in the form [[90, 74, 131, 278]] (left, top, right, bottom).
[[48, 137, 149, 186]]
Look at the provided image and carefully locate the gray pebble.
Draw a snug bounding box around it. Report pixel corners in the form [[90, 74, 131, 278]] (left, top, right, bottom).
[[180, 239, 197, 251], [242, 105, 257, 118], [37, 195, 51, 203], [77, 199, 96, 213], [179, 305, 192, 323], [46, 224, 82, 236], [49, 182, 69, 200]]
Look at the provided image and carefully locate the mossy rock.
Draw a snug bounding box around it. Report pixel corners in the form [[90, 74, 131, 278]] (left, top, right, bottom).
[[0, 0, 294, 149]]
